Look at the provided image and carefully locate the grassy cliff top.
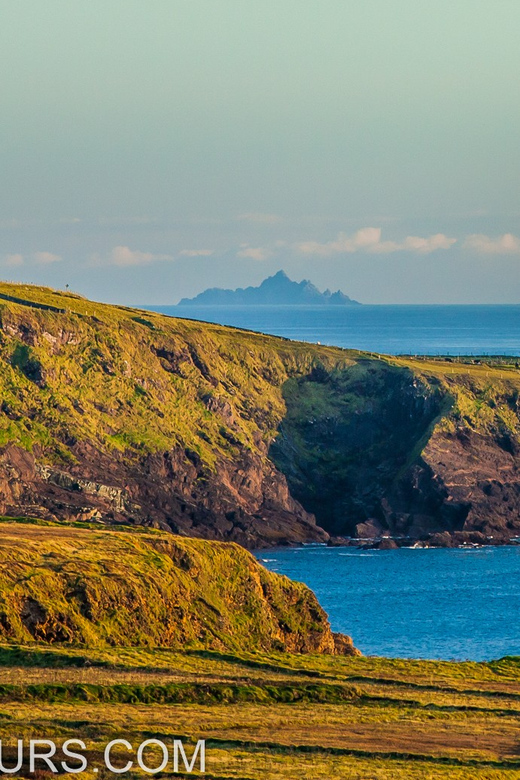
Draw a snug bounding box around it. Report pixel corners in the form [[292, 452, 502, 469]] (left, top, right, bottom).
[[0, 281, 518, 471], [0, 517, 351, 654], [0, 281, 357, 467]]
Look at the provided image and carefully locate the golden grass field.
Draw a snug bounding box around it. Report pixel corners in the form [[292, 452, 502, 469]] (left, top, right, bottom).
[[0, 521, 518, 777], [1, 643, 520, 778]]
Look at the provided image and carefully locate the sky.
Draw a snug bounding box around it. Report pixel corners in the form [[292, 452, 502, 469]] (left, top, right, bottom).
[[0, 0, 519, 304]]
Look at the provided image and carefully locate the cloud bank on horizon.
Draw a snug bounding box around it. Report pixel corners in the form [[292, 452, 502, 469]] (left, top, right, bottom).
[[6, 227, 520, 271], [5, 227, 520, 270]]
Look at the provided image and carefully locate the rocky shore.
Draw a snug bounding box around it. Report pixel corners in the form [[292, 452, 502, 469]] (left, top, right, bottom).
[[329, 529, 520, 550]]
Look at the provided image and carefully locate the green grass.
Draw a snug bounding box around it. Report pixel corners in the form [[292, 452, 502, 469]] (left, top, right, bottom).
[[0, 519, 349, 655], [0, 280, 517, 474], [0, 281, 357, 470]]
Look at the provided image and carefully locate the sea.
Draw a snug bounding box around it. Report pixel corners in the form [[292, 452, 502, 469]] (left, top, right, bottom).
[[255, 546, 520, 661], [145, 303, 520, 357], [142, 302, 520, 660]]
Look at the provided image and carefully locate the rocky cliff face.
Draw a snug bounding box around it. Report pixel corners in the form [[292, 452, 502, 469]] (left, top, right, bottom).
[[386, 426, 520, 541], [0, 283, 519, 547], [270, 360, 445, 535], [0, 283, 343, 547], [0, 442, 324, 548], [271, 358, 520, 544]]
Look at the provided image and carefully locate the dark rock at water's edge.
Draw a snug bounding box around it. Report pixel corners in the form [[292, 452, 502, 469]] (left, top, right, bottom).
[[373, 537, 399, 550], [327, 536, 356, 547], [328, 530, 518, 549], [177, 270, 360, 306]]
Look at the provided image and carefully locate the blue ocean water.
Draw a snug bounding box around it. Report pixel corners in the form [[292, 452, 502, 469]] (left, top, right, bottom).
[[142, 301, 520, 661], [144, 304, 520, 356], [255, 546, 520, 661]]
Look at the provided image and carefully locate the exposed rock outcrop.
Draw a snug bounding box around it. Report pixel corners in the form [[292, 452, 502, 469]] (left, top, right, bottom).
[[0, 443, 326, 548]]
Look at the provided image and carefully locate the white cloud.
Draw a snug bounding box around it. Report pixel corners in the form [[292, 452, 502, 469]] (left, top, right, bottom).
[[4, 253, 24, 267], [237, 245, 272, 261], [237, 212, 283, 224], [296, 228, 456, 256], [109, 246, 173, 267], [33, 251, 62, 264], [463, 233, 520, 254], [3, 251, 64, 266], [178, 249, 214, 257], [376, 233, 457, 254]]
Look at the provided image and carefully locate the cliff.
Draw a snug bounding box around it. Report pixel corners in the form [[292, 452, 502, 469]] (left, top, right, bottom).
[[0, 519, 357, 653], [0, 282, 519, 546], [0, 283, 350, 547], [271, 356, 520, 543]]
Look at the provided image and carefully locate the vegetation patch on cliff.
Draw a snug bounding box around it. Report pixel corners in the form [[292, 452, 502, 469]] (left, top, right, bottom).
[[0, 519, 356, 655], [0, 282, 353, 467]]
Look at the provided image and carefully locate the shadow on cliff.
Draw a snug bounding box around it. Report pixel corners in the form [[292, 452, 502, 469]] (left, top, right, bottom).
[[268, 358, 455, 537]]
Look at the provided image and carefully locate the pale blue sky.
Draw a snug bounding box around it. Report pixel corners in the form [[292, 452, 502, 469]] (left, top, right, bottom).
[[1, 1, 519, 303]]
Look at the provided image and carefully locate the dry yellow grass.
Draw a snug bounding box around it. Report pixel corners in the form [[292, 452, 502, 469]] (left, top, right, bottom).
[[1, 643, 520, 778]]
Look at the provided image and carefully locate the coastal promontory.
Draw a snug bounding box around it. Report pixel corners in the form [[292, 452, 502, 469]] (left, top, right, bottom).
[[0, 282, 519, 548]]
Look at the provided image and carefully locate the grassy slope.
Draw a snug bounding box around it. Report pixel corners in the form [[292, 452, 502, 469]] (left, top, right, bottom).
[[1, 281, 518, 475], [0, 282, 354, 469], [392, 355, 520, 438], [2, 642, 520, 778], [0, 519, 349, 654]]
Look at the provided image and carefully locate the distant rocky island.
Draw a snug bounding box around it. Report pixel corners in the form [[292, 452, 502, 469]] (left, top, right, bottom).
[[177, 270, 361, 306]]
